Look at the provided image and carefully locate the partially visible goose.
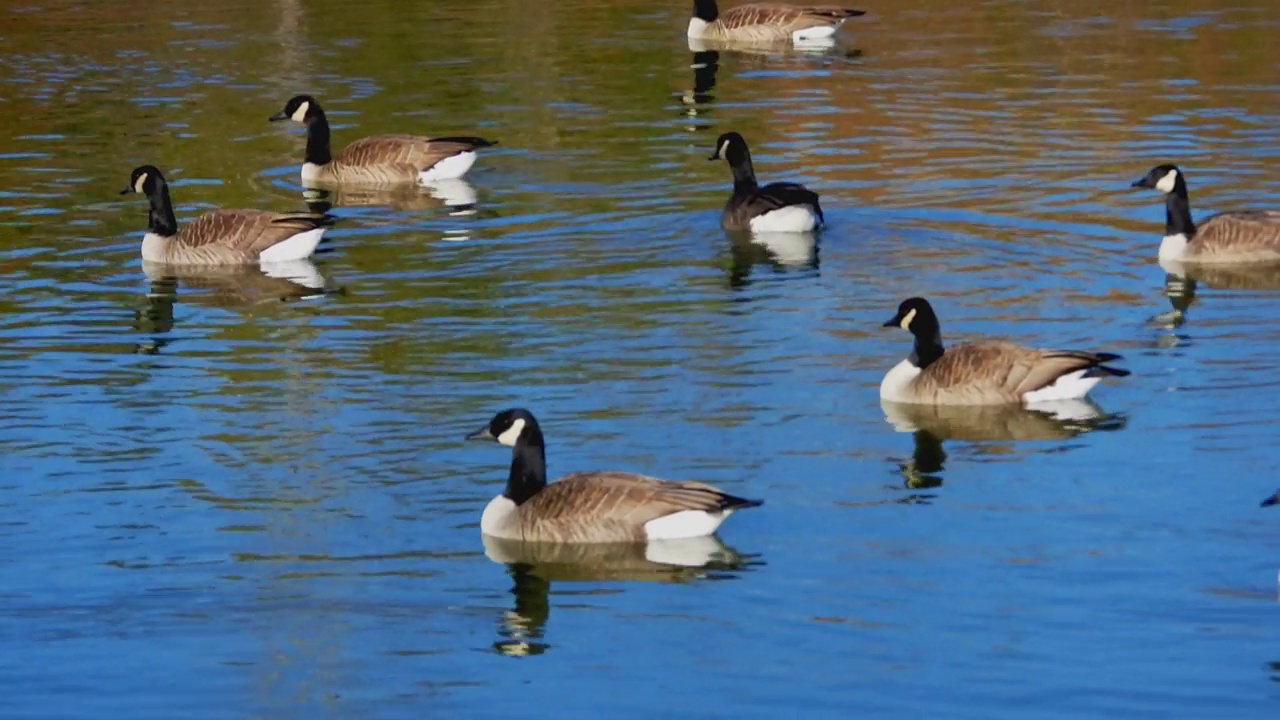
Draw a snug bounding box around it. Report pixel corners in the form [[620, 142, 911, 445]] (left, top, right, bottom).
[[1131, 164, 1280, 264], [466, 408, 762, 543], [881, 297, 1130, 405], [688, 0, 865, 44], [710, 131, 824, 233], [269, 95, 497, 185], [120, 166, 333, 264]]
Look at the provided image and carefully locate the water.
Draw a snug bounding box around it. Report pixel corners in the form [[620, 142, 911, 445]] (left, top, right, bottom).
[[1, 0, 1278, 716]]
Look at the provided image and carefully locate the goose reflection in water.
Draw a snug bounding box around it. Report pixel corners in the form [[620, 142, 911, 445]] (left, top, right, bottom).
[[726, 231, 819, 288], [482, 534, 756, 658], [1158, 260, 1280, 329], [679, 48, 720, 127], [881, 399, 1127, 498], [132, 260, 334, 354], [302, 178, 478, 216]]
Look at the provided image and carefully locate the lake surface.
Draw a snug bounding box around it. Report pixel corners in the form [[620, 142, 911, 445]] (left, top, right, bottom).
[[2, 0, 1279, 717]]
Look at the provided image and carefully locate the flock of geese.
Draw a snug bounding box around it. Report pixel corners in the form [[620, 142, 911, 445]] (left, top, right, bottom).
[[118, 1, 1280, 545]]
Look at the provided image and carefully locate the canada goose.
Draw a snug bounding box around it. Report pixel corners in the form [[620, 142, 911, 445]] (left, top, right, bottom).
[[881, 297, 1130, 405], [687, 0, 865, 44], [466, 408, 762, 543], [710, 132, 823, 233], [1263, 490, 1278, 508], [269, 94, 497, 185], [120, 166, 332, 264], [1131, 164, 1280, 264]]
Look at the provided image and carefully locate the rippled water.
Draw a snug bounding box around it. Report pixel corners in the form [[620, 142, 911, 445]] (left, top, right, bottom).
[[2, 0, 1279, 717]]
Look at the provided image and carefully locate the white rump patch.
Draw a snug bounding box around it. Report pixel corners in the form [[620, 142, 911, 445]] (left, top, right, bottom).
[[643, 509, 728, 540], [291, 101, 310, 123], [1022, 369, 1102, 403], [496, 418, 525, 447], [748, 205, 819, 233], [644, 536, 725, 567], [419, 151, 478, 182], [792, 25, 838, 42], [480, 495, 518, 537], [1158, 232, 1189, 261], [1155, 168, 1179, 194], [879, 359, 923, 402], [258, 227, 326, 262], [687, 17, 711, 39]]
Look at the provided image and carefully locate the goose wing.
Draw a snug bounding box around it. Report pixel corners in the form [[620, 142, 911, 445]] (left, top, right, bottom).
[[1194, 211, 1280, 259], [337, 134, 495, 171], [739, 182, 824, 217], [915, 342, 1127, 403], [177, 210, 333, 255], [516, 472, 759, 542], [720, 4, 864, 31]]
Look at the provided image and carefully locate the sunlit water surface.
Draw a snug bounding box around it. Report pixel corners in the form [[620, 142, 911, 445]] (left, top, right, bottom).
[[1, 1, 1279, 717]]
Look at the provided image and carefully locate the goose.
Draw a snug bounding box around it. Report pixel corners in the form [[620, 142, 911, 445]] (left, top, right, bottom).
[[269, 95, 497, 185], [710, 131, 824, 233], [687, 0, 865, 44], [1131, 164, 1280, 264], [1263, 490, 1278, 508], [120, 166, 333, 264], [465, 408, 762, 543], [880, 297, 1130, 405]]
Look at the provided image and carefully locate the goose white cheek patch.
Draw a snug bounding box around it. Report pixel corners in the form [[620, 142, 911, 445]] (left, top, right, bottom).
[[1155, 169, 1178, 193], [496, 418, 526, 447], [134, 173, 148, 193], [291, 101, 310, 122], [900, 308, 917, 330]]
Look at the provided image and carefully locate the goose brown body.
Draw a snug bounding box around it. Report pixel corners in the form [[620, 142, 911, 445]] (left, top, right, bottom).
[[889, 342, 1127, 405], [312, 134, 496, 185], [485, 471, 755, 543], [689, 1, 865, 43]]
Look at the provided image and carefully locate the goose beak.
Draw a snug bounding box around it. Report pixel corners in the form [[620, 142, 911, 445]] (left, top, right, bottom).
[[269, 111, 289, 122], [1262, 493, 1278, 508], [707, 151, 720, 161], [1130, 177, 1150, 189], [466, 426, 496, 442], [119, 186, 134, 195], [882, 316, 900, 328]]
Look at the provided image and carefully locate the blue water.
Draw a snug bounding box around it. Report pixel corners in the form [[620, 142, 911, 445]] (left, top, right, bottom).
[[1, 0, 1278, 717]]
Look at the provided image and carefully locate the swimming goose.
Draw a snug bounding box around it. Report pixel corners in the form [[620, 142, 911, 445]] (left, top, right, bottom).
[[710, 132, 824, 233], [1131, 164, 1280, 264], [120, 166, 333, 264], [269, 95, 497, 185], [880, 297, 1130, 405], [466, 408, 762, 543], [688, 0, 865, 44]]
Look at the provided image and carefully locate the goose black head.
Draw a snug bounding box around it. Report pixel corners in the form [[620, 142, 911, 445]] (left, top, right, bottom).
[[883, 297, 940, 335], [708, 131, 748, 164], [270, 95, 320, 123], [467, 408, 542, 448], [120, 165, 165, 196], [692, 0, 719, 22], [1131, 164, 1183, 194]]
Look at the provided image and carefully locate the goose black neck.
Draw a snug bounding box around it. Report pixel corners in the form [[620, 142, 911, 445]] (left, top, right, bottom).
[[1164, 181, 1196, 237], [146, 179, 178, 237], [304, 108, 333, 166], [505, 429, 547, 506], [730, 151, 758, 192], [693, 0, 719, 22], [910, 328, 945, 369]]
